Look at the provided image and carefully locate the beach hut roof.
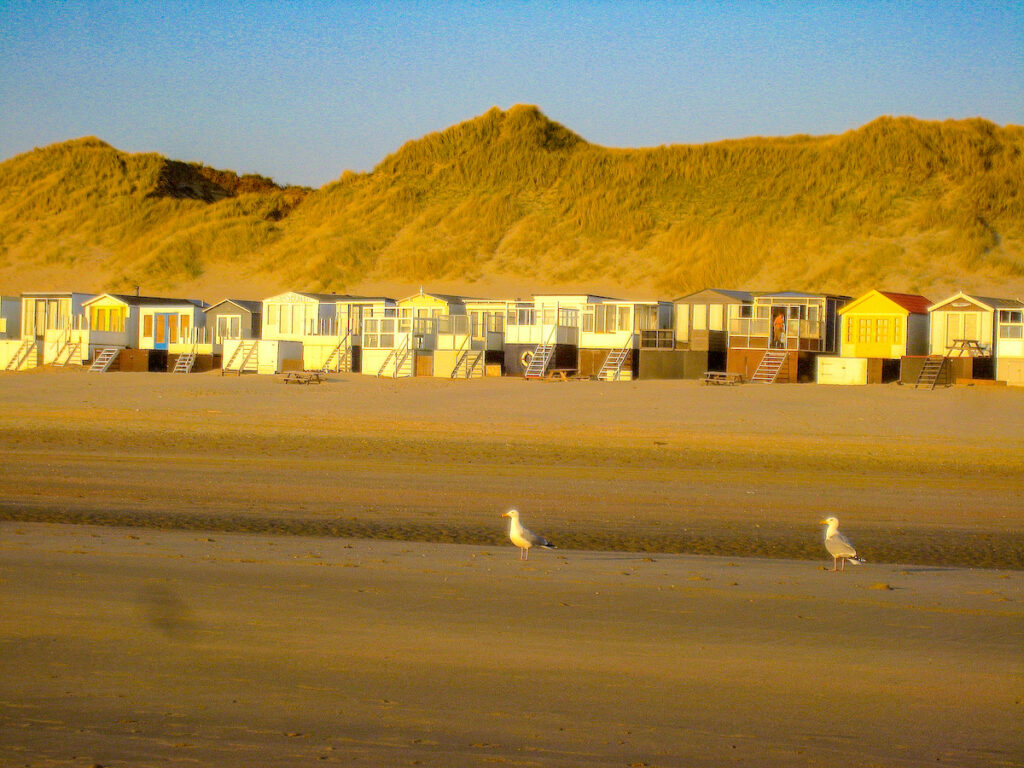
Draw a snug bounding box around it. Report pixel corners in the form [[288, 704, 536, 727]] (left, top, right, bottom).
[[83, 293, 207, 308], [672, 288, 754, 303], [877, 292, 932, 314], [928, 291, 1024, 313], [204, 299, 263, 314]]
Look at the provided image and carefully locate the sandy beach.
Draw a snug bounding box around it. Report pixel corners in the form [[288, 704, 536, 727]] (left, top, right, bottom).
[[1, 369, 1022, 566], [1, 370, 1022, 766], [2, 524, 1021, 767]]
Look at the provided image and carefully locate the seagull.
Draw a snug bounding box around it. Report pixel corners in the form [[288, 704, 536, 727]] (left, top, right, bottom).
[[819, 516, 866, 571], [502, 509, 555, 560]]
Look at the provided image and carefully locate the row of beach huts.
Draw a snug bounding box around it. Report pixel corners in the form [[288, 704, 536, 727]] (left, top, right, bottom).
[[1, 287, 1023, 387]]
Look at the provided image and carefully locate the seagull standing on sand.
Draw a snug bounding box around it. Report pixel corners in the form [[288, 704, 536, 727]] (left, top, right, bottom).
[[819, 516, 866, 571], [502, 509, 555, 560]]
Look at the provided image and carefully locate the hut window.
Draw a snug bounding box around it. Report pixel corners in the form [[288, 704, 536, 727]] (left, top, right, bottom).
[[1000, 310, 1024, 338], [999, 309, 1023, 324], [267, 304, 279, 326], [692, 305, 707, 331], [675, 305, 689, 340], [874, 318, 887, 342], [709, 304, 724, 331], [143, 315, 153, 338], [894, 319, 903, 344], [617, 306, 631, 331], [599, 305, 617, 333], [180, 315, 190, 338], [857, 319, 871, 342]]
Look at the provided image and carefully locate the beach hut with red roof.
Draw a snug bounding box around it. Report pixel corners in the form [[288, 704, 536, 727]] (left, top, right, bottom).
[[821, 290, 931, 384], [838, 290, 931, 358]]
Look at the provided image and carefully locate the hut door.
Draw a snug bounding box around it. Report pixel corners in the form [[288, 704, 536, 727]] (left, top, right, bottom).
[[154, 313, 173, 350], [944, 314, 962, 350]]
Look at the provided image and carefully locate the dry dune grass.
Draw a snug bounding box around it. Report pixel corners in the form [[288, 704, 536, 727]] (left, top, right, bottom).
[[1, 107, 1022, 301]]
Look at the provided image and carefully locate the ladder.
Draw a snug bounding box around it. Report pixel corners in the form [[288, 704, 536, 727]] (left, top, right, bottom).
[[173, 349, 197, 373], [320, 332, 351, 373], [222, 340, 258, 375], [750, 350, 788, 383], [89, 347, 120, 373], [597, 344, 631, 381], [4, 340, 35, 371], [524, 344, 555, 378], [914, 355, 948, 390], [377, 336, 413, 378]]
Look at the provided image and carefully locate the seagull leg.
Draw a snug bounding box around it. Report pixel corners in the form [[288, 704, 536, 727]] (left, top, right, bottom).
[[840, 558, 846, 572]]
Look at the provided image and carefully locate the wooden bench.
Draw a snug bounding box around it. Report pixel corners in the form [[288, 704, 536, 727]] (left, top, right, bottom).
[[545, 369, 577, 382], [702, 371, 743, 385], [283, 371, 325, 385]]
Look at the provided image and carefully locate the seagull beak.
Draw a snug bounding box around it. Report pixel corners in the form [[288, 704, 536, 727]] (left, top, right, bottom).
[[501, 511, 510, 518], [818, 519, 828, 525]]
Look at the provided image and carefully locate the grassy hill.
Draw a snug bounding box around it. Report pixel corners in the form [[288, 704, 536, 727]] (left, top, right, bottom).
[[1, 106, 1022, 301]]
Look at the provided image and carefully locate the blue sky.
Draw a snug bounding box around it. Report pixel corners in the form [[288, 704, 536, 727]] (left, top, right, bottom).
[[1, 1, 1022, 188]]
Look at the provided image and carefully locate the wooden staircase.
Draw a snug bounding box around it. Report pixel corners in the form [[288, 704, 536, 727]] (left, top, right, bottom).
[[750, 350, 788, 383], [914, 355, 949, 389], [4, 340, 36, 371], [376, 337, 413, 378], [89, 347, 120, 373], [52, 339, 81, 367], [597, 344, 631, 381], [222, 340, 258, 375], [524, 344, 555, 378], [451, 349, 484, 379], [320, 333, 352, 373], [172, 349, 197, 374]]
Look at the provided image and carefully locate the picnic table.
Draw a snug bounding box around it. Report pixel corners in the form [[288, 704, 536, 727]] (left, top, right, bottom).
[[702, 371, 743, 385], [545, 369, 578, 381], [283, 371, 325, 385]]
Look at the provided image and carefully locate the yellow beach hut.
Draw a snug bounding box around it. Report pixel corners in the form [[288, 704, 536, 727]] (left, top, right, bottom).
[[823, 290, 931, 384]]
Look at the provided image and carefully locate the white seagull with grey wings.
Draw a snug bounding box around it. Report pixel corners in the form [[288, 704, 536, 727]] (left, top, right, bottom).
[[502, 509, 555, 560], [819, 516, 866, 571]]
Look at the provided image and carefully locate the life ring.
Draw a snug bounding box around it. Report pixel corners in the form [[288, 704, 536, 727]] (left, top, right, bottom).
[[520, 350, 534, 368]]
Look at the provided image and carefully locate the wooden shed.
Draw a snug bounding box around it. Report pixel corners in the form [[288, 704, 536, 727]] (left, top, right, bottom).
[[666, 289, 754, 378], [727, 291, 850, 383], [136, 298, 208, 353], [205, 299, 262, 344], [927, 292, 1022, 359]]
